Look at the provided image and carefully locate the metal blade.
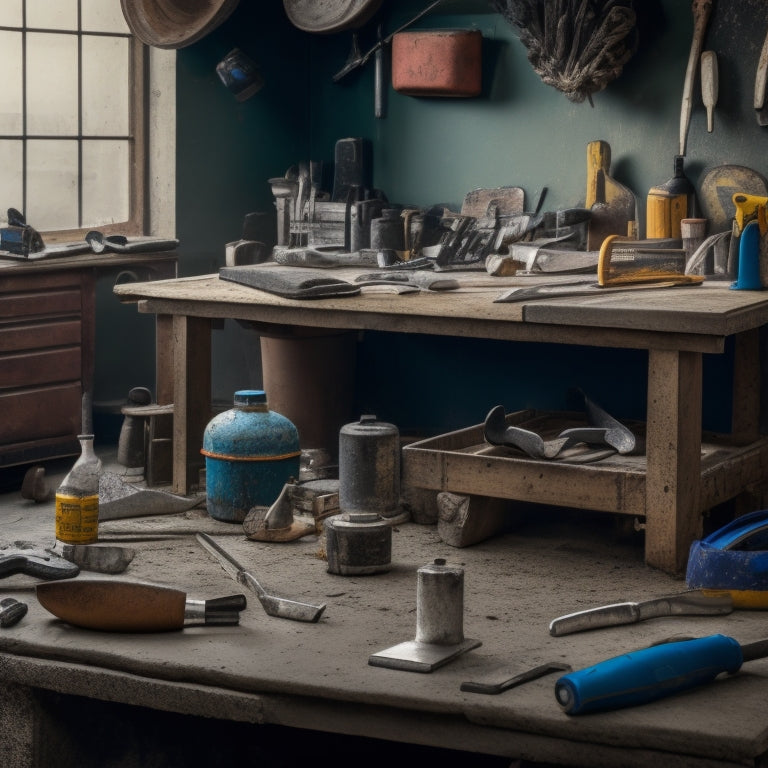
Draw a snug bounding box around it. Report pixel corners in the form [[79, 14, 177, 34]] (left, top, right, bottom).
[[195, 533, 243, 582], [549, 591, 733, 636]]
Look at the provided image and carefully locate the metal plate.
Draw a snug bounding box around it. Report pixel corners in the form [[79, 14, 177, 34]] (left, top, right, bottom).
[[368, 638, 481, 672]]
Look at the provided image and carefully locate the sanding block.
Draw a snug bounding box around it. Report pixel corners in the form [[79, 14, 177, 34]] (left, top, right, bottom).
[[598, 234, 704, 286]]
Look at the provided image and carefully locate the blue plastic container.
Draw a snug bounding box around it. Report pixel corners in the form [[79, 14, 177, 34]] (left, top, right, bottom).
[[201, 390, 301, 522]]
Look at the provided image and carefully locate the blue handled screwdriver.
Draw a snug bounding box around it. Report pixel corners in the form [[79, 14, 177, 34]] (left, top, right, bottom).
[[555, 634, 768, 715]]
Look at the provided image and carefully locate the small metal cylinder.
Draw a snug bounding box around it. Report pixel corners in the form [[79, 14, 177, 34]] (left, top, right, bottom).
[[415, 559, 465, 645], [339, 414, 400, 517], [325, 511, 392, 575]]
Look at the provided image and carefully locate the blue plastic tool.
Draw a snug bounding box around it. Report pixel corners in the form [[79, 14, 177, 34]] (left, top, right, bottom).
[[555, 634, 744, 715], [686, 508, 768, 592], [730, 219, 762, 290]]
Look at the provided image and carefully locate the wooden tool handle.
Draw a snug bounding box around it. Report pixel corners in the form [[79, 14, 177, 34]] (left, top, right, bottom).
[[585, 140, 611, 209], [679, 0, 713, 156], [701, 50, 718, 132]]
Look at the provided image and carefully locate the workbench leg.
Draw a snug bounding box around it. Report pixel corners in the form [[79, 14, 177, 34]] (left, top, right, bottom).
[[645, 349, 703, 575], [155, 313, 174, 405], [172, 315, 212, 495]]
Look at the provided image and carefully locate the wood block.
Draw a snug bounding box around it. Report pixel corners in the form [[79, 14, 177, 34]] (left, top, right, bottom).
[[437, 492, 511, 548]]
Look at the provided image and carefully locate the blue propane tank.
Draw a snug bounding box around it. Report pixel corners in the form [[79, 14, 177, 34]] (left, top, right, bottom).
[[201, 390, 301, 522]]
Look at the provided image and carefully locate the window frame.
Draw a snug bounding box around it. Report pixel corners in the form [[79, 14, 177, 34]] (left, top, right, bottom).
[[1, 10, 148, 242]]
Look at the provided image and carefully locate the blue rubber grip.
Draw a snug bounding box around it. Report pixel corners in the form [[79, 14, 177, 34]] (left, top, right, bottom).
[[555, 634, 743, 715]]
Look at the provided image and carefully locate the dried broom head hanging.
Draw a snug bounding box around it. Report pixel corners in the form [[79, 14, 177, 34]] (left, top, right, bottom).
[[492, 0, 638, 104]]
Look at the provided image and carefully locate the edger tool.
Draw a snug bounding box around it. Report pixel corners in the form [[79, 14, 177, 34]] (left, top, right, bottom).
[[196, 533, 326, 623]]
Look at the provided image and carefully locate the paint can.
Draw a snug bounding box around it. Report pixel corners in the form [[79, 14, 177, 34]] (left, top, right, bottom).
[[201, 390, 301, 522]]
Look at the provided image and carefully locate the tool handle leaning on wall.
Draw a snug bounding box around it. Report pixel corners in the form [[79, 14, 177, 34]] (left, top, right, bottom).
[[554, 634, 744, 715]]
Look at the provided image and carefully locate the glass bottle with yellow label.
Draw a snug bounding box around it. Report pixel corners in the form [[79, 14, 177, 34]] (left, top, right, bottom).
[[55, 434, 102, 544]]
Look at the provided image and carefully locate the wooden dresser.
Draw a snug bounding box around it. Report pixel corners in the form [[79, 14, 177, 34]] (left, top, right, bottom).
[[0, 252, 177, 468]]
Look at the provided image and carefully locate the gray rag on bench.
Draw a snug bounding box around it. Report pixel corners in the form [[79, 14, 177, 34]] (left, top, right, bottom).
[[219, 266, 362, 299]]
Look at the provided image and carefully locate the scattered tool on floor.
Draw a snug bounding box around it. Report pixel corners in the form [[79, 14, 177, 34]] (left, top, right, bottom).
[[555, 633, 767, 715], [0, 545, 79, 581], [51, 543, 136, 574], [98, 472, 203, 521], [369, 559, 481, 672], [36, 579, 246, 632], [686, 508, 768, 608], [242, 481, 317, 542], [549, 590, 733, 636], [195, 533, 326, 622], [461, 661, 571, 695], [0, 597, 28, 628]]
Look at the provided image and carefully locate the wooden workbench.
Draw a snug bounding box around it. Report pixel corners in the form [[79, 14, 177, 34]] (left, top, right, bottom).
[[113, 267, 768, 575]]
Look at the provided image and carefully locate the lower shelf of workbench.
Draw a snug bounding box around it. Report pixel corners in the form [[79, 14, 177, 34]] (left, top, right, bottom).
[[400, 409, 768, 519]]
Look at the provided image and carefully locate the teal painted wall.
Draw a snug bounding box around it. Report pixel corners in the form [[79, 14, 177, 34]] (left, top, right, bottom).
[[167, 0, 765, 438]]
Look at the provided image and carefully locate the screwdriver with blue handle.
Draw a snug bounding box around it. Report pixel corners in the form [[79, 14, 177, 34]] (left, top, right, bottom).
[[555, 634, 768, 715]]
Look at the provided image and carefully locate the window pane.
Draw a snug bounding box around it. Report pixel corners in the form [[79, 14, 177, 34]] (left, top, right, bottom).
[[0, 31, 23, 134], [82, 140, 129, 227], [27, 0, 78, 30], [0, 1, 22, 27], [83, 36, 129, 135], [27, 33, 78, 136], [82, 0, 130, 33], [0, 141, 24, 213], [27, 140, 79, 230]]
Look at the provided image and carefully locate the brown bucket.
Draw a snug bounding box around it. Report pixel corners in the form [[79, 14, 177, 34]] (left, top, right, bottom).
[[391, 29, 482, 98]]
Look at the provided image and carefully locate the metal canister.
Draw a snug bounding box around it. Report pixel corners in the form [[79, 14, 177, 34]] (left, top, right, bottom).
[[201, 390, 301, 523], [415, 559, 465, 645], [325, 511, 392, 575], [339, 414, 400, 517]]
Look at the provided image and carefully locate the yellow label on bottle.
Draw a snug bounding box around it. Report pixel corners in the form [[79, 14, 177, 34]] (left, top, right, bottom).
[[55, 493, 99, 544]]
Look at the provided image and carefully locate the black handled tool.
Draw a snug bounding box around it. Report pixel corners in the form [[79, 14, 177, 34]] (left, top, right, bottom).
[[0, 550, 79, 580]]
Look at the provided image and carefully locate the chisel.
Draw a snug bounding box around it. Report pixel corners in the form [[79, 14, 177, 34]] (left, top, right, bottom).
[[555, 633, 768, 715]]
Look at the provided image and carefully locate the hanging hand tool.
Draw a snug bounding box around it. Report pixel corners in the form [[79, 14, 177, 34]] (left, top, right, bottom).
[[756, 23, 768, 125], [333, 0, 446, 82], [555, 633, 768, 715], [701, 50, 718, 132], [549, 590, 733, 636], [679, 0, 713, 156], [195, 533, 326, 622], [36, 580, 246, 632]]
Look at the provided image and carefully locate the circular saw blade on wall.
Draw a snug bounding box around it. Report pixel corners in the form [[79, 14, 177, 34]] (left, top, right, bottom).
[[283, 0, 383, 34], [492, 0, 638, 104]]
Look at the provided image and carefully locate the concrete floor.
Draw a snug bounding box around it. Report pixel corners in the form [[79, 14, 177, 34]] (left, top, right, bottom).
[[0, 443, 763, 767]]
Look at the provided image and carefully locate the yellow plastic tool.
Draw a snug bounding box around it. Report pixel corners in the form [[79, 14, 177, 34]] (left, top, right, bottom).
[[733, 192, 768, 235]]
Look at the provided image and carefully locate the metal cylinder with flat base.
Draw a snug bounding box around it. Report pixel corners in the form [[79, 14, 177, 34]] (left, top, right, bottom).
[[325, 511, 391, 575]]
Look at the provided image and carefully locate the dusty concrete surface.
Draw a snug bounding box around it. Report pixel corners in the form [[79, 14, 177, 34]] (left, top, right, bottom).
[[0, 455, 767, 767]]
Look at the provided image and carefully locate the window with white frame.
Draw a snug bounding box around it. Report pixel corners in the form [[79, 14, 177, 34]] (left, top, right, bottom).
[[0, 0, 147, 239]]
